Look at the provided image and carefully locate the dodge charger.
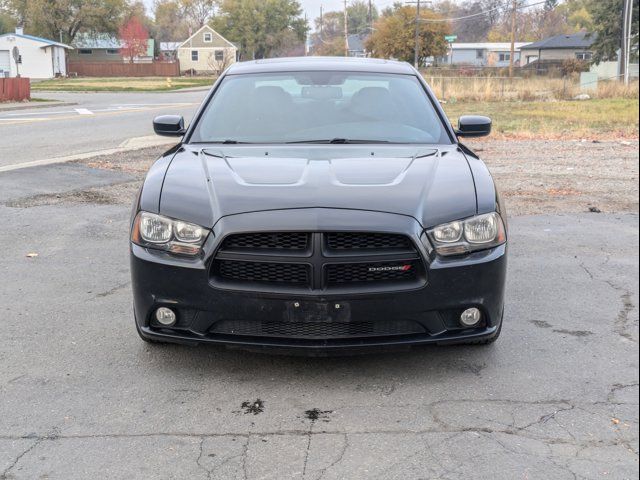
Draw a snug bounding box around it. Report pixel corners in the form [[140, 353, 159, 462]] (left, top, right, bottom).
[[130, 57, 508, 353]]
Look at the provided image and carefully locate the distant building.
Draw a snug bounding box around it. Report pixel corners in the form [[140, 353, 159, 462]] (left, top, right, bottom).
[[347, 35, 367, 58], [520, 32, 596, 66], [69, 34, 155, 63], [0, 27, 72, 78], [177, 25, 237, 74], [160, 42, 181, 61], [436, 43, 527, 67]]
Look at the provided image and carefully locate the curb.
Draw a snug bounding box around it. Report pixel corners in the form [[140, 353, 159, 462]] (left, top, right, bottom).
[[0, 101, 77, 112], [0, 136, 177, 173]]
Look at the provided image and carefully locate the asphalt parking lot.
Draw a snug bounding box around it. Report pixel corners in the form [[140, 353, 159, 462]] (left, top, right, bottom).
[[0, 143, 638, 479]]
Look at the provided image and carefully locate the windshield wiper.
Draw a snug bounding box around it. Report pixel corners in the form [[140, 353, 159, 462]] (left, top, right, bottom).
[[286, 138, 392, 144]]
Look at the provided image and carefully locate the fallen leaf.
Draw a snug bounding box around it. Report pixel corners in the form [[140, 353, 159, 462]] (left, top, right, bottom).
[[612, 418, 620, 425]]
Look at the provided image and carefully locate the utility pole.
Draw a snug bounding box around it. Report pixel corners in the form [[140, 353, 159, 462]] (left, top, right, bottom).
[[414, 0, 421, 69], [368, 0, 373, 33], [622, 0, 633, 85], [320, 5, 323, 40], [344, 0, 349, 57], [509, 0, 517, 78]]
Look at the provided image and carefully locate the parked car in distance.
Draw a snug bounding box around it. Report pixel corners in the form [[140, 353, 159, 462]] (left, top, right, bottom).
[[130, 57, 507, 354]]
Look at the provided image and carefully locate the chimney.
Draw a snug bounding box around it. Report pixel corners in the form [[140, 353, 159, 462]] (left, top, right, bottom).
[[15, 25, 24, 35]]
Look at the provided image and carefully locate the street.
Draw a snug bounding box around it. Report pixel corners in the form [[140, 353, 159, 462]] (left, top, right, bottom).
[[0, 90, 208, 168], [0, 139, 638, 479]]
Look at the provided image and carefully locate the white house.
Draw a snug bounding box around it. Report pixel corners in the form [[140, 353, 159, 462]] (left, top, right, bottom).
[[0, 27, 72, 78], [437, 43, 528, 67]]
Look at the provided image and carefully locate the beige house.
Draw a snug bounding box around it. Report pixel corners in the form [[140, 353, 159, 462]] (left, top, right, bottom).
[[177, 25, 237, 74]]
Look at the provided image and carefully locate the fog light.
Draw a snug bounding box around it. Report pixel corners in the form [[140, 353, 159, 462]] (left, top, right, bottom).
[[155, 307, 177, 326], [460, 308, 482, 327]]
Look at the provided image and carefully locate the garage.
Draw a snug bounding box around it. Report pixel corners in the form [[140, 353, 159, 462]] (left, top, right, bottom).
[[0, 50, 10, 76]]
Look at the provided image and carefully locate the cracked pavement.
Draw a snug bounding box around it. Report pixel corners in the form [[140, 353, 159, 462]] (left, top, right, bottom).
[[0, 154, 638, 479]]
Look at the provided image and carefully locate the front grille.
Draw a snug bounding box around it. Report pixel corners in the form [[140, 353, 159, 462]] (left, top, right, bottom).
[[212, 231, 424, 292], [326, 261, 418, 285], [218, 260, 309, 285], [326, 232, 414, 251], [211, 319, 425, 339], [222, 232, 309, 251]]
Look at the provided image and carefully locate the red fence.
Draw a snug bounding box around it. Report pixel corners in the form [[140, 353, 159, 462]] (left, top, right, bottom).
[[0, 78, 31, 102], [67, 62, 181, 77]]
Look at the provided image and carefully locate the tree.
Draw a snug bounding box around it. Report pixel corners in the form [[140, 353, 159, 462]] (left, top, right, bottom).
[[154, 0, 190, 42], [119, 16, 149, 63], [181, 0, 218, 28], [365, 6, 450, 64], [212, 0, 308, 60], [4, 0, 125, 44], [0, 10, 16, 35], [589, 0, 639, 63], [347, 0, 378, 36]]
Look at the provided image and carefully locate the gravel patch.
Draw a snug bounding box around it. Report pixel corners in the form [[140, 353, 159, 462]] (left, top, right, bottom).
[[70, 141, 639, 216]]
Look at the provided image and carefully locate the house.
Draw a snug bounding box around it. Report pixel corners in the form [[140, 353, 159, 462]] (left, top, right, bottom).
[[177, 25, 237, 74], [520, 32, 595, 66], [160, 42, 181, 61], [0, 27, 72, 78], [347, 35, 367, 58], [69, 34, 155, 63], [437, 43, 527, 67]]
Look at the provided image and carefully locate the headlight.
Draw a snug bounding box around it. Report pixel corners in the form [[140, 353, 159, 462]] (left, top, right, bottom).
[[132, 211, 208, 256], [427, 212, 506, 256]]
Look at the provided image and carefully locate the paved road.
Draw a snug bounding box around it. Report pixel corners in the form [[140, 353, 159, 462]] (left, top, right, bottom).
[[0, 90, 208, 168], [0, 160, 638, 479]]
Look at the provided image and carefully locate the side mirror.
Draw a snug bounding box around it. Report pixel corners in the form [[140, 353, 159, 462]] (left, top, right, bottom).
[[456, 115, 492, 138], [153, 115, 185, 137]]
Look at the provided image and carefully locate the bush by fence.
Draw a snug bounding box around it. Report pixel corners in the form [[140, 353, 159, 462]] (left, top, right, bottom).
[[67, 62, 180, 77], [0, 77, 30, 101]]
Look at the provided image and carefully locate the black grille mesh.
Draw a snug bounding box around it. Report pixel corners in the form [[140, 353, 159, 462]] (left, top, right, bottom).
[[218, 261, 309, 285], [211, 320, 425, 338], [326, 232, 414, 251], [327, 261, 417, 285], [222, 232, 309, 251]]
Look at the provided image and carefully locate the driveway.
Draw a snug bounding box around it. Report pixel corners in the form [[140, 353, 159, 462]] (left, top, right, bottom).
[[0, 142, 638, 479]]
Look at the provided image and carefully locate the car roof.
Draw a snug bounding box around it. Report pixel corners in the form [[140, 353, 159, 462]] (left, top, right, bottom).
[[226, 56, 416, 75]]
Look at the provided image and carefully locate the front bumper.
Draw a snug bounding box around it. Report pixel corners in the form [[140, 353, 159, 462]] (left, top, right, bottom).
[[131, 210, 507, 353]]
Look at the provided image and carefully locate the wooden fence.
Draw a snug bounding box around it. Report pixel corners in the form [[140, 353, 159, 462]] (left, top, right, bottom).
[[0, 78, 30, 102], [67, 62, 181, 77]]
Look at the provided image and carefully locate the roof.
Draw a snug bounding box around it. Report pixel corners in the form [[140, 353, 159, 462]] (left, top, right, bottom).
[[0, 33, 72, 49], [521, 32, 596, 50], [226, 56, 415, 75], [160, 42, 181, 51], [178, 25, 236, 49], [451, 42, 528, 51], [74, 34, 154, 57], [74, 34, 121, 49]]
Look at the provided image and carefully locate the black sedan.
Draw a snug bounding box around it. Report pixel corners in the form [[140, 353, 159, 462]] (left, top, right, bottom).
[[130, 57, 507, 353]]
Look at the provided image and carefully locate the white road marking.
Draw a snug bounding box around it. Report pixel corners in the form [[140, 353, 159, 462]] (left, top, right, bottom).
[[75, 108, 94, 115]]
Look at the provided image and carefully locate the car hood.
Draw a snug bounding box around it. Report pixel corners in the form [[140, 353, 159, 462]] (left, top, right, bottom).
[[159, 145, 477, 229]]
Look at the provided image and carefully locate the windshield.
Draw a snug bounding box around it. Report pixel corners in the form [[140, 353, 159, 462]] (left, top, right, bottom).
[[189, 71, 449, 144]]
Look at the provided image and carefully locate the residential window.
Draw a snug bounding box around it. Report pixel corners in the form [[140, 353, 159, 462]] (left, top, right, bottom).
[[215, 50, 224, 61], [476, 49, 484, 59], [499, 53, 510, 62], [106, 49, 119, 55], [204, 33, 212, 43], [191, 50, 199, 61], [79, 49, 93, 55], [575, 52, 592, 61]]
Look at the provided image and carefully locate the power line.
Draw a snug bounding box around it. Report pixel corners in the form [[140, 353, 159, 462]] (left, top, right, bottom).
[[418, 0, 548, 23]]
